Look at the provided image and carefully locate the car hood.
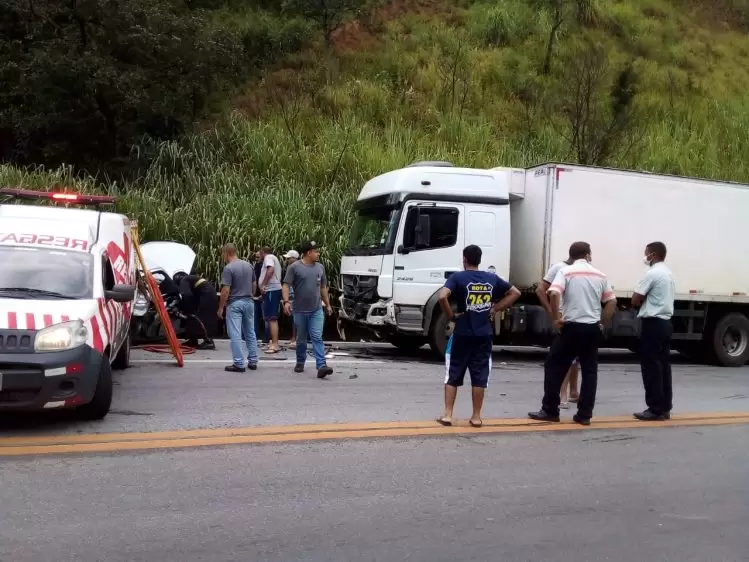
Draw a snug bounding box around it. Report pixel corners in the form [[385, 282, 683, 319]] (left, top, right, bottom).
[[139, 241, 196, 278], [0, 298, 98, 330]]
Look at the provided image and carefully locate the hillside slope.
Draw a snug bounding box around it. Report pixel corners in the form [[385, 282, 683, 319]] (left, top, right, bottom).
[[2, 0, 749, 284]]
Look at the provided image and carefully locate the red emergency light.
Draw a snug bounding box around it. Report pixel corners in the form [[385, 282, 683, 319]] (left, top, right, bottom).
[[0, 188, 117, 206]]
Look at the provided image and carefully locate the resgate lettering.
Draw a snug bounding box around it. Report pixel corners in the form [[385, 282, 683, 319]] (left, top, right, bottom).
[[0, 232, 89, 250]]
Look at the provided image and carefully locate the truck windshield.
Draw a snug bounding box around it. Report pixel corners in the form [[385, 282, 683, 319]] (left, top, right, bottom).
[[346, 208, 399, 255], [0, 247, 94, 299]]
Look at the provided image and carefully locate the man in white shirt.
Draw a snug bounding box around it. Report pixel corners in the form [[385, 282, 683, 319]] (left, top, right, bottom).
[[631, 241, 676, 421], [536, 255, 579, 408], [529, 242, 617, 425], [259, 245, 283, 354]]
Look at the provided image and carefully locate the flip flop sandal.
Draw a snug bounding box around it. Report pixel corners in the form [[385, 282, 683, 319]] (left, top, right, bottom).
[[436, 417, 453, 426], [265, 348, 281, 354], [469, 420, 483, 428]]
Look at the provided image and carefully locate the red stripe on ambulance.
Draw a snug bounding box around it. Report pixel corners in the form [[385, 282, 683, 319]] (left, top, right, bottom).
[[97, 299, 110, 343], [61, 315, 70, 322], [90, 317, 104, 352], [26, 313, 35, 330], [43, 314, 54, 327], [8, 312, 17, 329]]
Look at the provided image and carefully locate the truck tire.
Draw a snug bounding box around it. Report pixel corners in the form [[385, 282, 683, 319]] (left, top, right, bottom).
[[388, 336, 427, 352], [76, 359, 113, 420], [711, 312, 749, 367], [111, 333, 131, 370], [428, 309, 449, 358]]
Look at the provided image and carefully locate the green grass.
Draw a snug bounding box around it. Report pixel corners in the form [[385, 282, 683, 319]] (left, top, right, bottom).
[[3, 0, 749, 286]]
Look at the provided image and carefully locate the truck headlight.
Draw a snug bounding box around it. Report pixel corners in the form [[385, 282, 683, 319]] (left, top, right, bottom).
[[34, 320, 88, 352]]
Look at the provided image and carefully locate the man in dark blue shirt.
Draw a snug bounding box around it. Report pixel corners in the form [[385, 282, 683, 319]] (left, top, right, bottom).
[[437, 245, 521, 428]]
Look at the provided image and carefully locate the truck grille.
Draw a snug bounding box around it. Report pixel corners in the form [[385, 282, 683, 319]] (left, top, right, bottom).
[[0, 330, 34, 353], [341, 275, 379, 303], [0, 364, 44, 403]]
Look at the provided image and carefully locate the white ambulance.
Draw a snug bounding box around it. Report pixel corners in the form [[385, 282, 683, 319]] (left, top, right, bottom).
[[0, 189, 136, 419]]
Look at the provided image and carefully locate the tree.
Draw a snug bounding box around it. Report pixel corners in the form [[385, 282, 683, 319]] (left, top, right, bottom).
[[0, 0, 242, 173], [557, 40, 643, 166], [538, 0, 599, 75], [282, 0, 371, 49]]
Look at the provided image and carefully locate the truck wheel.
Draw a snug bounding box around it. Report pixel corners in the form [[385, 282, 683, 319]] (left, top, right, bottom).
[[428, 309, 449, 358], [111, 333, 131, 370], [711, 312, 749, 367], [388, 336, 427, 352], [76, 359, 113, 420]]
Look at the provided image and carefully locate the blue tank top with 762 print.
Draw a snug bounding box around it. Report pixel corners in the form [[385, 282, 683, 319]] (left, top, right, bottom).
[[444, 270, 511, 337]]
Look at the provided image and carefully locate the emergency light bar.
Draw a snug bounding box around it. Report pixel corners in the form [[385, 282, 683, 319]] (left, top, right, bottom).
[[0, 188, 117, 207]]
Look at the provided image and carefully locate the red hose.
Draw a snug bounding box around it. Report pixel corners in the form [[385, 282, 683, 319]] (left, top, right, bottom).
[[134, 344, 197, 355]]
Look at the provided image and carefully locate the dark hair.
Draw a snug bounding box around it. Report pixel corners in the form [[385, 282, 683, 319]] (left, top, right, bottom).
[[463, 244, 482, 267], [261, 245, 273, 254], [646, 241, 667, 260], [568, 241, 591, 260]]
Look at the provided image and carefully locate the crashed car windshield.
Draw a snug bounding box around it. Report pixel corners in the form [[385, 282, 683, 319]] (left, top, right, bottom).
[[0, 247, 94, 299]]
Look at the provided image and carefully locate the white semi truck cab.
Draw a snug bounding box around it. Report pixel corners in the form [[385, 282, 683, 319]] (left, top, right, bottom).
[[338, 161, 749, 367]]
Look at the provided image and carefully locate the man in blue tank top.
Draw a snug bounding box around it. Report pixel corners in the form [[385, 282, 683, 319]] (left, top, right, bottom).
[[437, 245, 521, 428]]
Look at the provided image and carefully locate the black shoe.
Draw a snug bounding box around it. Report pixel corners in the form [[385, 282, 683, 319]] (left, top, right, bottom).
[[528, 410, 560, 422], [183, 339, 199, 348], [225, 365, 246, 373], [633, 409, 667, 421], [197, 340, 216, 350], [317, 365, 333, 379], [294, 363, 305, 373], [247, 363, 258, 371], [573, 414, 591, 426]]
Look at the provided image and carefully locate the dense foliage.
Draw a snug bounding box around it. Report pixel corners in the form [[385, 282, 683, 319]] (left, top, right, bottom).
[[2, 0, 749, 286]]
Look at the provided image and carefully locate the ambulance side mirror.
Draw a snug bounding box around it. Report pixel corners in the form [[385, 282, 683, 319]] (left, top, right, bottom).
[[105, 284, 136, 303]]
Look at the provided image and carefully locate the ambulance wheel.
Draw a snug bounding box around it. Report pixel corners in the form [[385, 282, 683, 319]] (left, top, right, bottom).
[[428, 309, 449, 358], [76, 360, 113, 420], [112, 334, 131, 370]]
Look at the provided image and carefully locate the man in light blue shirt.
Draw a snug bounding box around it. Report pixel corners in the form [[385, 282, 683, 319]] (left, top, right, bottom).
[[632, 241, 676, 421]]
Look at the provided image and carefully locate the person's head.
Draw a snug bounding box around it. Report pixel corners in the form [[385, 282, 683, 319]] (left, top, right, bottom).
[[173, 271, 187, 285], [283, 249, 299, 265], [462, 244, 482, 270], [260, 245, 273, 258], [300, 240, 320, 263], [644, 241, 667, 266], [222, 243, 238, 264], [568, 241, 592, 263], [253, 250, 262, 263]]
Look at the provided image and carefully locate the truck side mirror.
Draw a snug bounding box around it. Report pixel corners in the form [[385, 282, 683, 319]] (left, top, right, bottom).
[[397, 245, 410, 255]]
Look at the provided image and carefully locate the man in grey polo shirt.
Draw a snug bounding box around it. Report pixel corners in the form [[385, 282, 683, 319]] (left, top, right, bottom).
[[528, 242, 617, 425], [282, 240, 334, 379], [632, 241, 676, 421]]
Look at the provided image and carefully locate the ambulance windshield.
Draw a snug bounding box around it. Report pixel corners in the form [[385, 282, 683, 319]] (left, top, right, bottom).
[[0, 247, 93, 299]]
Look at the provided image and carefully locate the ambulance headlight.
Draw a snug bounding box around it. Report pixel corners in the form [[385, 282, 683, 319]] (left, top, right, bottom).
[[34, 320, 88, 352]]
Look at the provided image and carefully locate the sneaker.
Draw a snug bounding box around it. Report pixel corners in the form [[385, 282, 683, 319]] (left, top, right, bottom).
[[294, 363, 305, 373], [225, 365, 246, 373], [317, 365, 333, 379], [197, 341, 216, 350], [560, 401, 570, 410]]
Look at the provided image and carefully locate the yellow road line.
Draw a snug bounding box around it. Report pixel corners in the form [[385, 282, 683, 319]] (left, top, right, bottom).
[[0, 413, 748, 457]]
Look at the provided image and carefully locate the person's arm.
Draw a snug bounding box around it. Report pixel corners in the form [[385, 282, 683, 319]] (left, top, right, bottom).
[[601, 280, 617, 329], [492, 284, 521, 313], [631, 271, 653, 308], [217, 267, 232, 319], [439, 274, 459, 320], [547, 269, 567, 328], [320, 267, 332, 314], [536, 280, 553, 317], [282, 265, 294, 315]]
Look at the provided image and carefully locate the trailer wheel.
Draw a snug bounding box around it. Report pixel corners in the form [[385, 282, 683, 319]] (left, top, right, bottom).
[[428, 309, 449, 358], [711, 312, 749, 367], [76, 359, 113, 420]]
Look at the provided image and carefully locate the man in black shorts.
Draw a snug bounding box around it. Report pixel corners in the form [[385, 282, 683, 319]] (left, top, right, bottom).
[[436, 245, 521, 427]]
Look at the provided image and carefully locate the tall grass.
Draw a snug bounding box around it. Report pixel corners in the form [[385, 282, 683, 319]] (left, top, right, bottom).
[[3, 0, 749, 286]]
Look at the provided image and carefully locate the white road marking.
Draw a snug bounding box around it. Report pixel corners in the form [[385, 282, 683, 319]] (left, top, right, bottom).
[[130, 359, 384, 365]]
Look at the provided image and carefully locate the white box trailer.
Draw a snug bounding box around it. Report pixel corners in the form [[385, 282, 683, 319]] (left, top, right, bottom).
[[509, 163, 749, 299]]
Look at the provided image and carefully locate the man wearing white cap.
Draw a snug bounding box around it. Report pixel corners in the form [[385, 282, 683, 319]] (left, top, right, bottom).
[[283, 250, 299, 345]]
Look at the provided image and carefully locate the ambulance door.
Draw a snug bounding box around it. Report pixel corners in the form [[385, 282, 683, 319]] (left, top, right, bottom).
[[101, 253, 125, 355]]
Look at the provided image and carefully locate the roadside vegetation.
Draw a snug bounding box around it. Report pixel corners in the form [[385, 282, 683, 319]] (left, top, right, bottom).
[[2, 0, 749, 284]]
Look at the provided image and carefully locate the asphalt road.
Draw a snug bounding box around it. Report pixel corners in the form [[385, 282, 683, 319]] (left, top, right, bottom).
[[1, 343, 748, 561]]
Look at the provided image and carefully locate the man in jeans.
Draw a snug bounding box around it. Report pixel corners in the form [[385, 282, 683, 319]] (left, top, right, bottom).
[[259, 245, 283, 354], [282, 240, 333, 379], [217, 243, 259, 373]]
